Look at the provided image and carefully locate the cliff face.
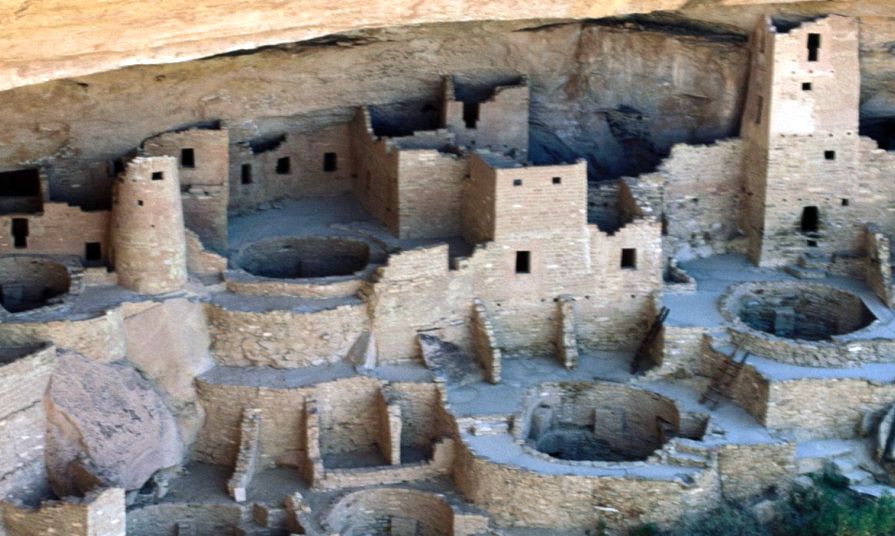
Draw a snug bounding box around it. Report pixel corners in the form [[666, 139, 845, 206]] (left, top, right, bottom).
[[0, 4, 892, 187], [0, 0, 817, 91]]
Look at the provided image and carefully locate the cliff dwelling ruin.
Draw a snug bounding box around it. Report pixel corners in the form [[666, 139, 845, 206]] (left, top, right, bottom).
[[1, 2, 895, 534]]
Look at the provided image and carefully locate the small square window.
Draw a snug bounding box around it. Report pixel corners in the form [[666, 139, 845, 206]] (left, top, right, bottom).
[[841, 198, 850, 207], [515, 251, 530, 274], [621, 248, 637, 269], [137, 200, 144, 206], [807, 239, 818, 247], [151, 172, 164, 181], [802, 82, 812, 91], [552, 177, 561, 185], [824, 150, 836, 161], [241, 164, 253, 185], [180, 148, 195, 168], [513, 179, 523, 187], [323, 152, 338, 172], [276, 156, 291, 175]]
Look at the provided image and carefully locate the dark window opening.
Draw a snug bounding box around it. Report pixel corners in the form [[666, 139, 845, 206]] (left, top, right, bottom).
[[755, 96, 763, 125], [85, 242, 102, 264], [802, 82, 812, 91], [151, 172, 164, 181], [323, 152, 338, 172], [824, 150, 836, 161], [241, 164, 253, 185], [807, 33, 821, 62], [137, 200, 143, 206], [621, 248, 637, 269], [0, 168, 40, 197], [841, 198, 850, 207], [463, 102, 480, 129], [801, 206, 819, 234], [513, 179, 523, 187], [108, 159, 126, 177], [276, 157, 291, 175], [661, 213, 669, 236], [515, 251, 531, 274], [807, 239, 818, 247], [552, 177, 562, 185], [180, 148, 195, 168], [11, 218, 28, 249]]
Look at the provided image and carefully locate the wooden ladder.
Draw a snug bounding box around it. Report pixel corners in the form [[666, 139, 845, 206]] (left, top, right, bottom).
[[631, 306, 670, 374], [699, 347, 750, 409]]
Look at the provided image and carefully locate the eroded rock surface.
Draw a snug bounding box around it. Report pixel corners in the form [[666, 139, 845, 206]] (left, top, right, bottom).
[[46, 351, 182, 496]]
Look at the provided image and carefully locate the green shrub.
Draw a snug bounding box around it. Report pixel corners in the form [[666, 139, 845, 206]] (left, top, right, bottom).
[[628, 523, 659, 536], [671, 502, 769, 536], [773, 474, 895, 536]]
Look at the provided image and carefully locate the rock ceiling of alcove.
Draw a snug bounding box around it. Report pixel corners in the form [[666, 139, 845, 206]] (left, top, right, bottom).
[[0, 0, 893, 91]]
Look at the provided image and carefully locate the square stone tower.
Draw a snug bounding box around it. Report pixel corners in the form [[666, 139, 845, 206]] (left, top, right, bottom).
[[740, 15, 861, 267]]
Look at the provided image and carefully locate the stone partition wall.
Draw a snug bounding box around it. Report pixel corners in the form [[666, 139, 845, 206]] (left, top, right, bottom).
[[205, 300, 369, 367], [350, 108, 401, 234], [0, 345, 55, 501], [470, 299, 501, 383], [700, 339, 771, 424], [443, 76, 529, 154], [126, 503, 244, 536], [865, 224, 892, 307], [396, 149, 468, 239]]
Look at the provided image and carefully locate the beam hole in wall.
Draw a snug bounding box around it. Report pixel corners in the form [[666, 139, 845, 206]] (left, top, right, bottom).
[[0, 256, 70, 313], [323, 152, 338, 172], [515, 251, 530, 274], [513, 179, 523, 187], [802, 82, 812, 91], [552, 177, 562, 185], [11, 218, 27, 249], [621, 248, 637, 269], [151, 172, 164, 181], [824, 150, 836, 161], [276, 156, 291, 175], [180, 148, 195, 168], [841, 198, 850, 207], [241, 164, 253, 185], [800, 206, 819, 234], [807, 33, 821, 62]]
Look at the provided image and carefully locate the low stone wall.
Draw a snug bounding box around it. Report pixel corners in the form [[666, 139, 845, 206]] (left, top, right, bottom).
[[205, 300, 369, 367], [126, 502, 245, 536], [720, 281, 894, 367], [0, 309, 125, 363], [320, 439, 455, 490], [648, 325, 706, 379], [224, 269, 369, 298], [765, 379, 895, 439], [717, 442, 795, 501], [452, 440, 719, 530], [1, 487, 125, 536], [322, 487, 462, 536], [865, 225, 892, 307]]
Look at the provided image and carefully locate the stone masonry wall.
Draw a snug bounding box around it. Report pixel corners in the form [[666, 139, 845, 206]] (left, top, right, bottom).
[[443, 78, 529, 154], [396, 150, 467, 239], [717, 442, 795, 501], [0, 345, 55, 501], [143, 128, 230, 252], [0, 309, 126, 363], [230, 123, 354, 213], [0, 203, 110, 262], [350, 109, 400, 235], [205, 300, 369, 367], [1, 488, 125, 536]]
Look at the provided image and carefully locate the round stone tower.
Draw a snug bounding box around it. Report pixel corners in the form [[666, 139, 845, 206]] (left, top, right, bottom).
[[111, 156, 187, 294]]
